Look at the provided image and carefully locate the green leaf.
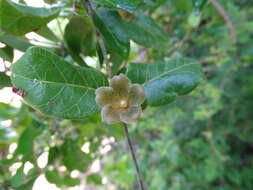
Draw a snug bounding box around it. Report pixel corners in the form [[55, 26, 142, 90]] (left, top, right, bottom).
[[0, 0, 62, 35], [14, 125, 40, 161], [192, 0, 207, 13], [48, 146, 61, 165], [0, 45, 13, 62], [126, 13, 168, 49], [45, 170, 64, 187], [110, 52, 124, 75], [11, 47, 108, 119], [188, 11, 201, 27], [91, 0, 144, 12], [64, 17, 95, 67], [62, 139, 92, 172], [0, 103, 18, 121], [127, 58, 204, 106], [64, 175, 80, 186], [0, 35, 33, 52], [36, 25, 59, 42], [11, 166, 39, 190], [86, 174, 102, 185], [93, 8, 130, 59], [45, 169, 81, 187], [0, 72, 11, 88], [11, 166, 25, 188], [64, 17, 96, 56]]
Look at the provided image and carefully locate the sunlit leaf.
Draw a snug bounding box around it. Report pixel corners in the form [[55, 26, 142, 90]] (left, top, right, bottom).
[[11, 47, 108, 119]]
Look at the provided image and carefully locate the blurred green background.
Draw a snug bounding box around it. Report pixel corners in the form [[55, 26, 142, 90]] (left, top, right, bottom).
[[0, 0, 253, 189]]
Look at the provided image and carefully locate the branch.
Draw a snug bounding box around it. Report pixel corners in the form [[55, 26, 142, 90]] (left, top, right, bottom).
[[209, 0, 237, 44], [123, 123, 146, 190], [83, 0, 112, 78]]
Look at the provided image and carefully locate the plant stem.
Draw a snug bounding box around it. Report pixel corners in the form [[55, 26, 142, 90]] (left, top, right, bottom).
[[123, 123, 146, 190], [209, 0, 237, 44], [83, 0, 113, 78]]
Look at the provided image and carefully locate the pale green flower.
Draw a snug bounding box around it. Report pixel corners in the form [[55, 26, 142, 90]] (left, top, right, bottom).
[[95, 74, 146, 124]]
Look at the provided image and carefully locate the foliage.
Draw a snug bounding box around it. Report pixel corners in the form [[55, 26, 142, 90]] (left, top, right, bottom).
[[0, 0, 252, 189]]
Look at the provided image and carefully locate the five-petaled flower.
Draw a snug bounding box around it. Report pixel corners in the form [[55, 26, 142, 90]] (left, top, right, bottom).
[[95, 74, 146, 124]]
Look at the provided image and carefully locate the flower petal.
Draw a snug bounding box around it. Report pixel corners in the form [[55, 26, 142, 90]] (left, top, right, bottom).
[[128, 84, 146, 106], [120, 106, 142, 124], [95, 87, 115, 106], [101, 105, 120, 124], [109, 74, 130, 97]]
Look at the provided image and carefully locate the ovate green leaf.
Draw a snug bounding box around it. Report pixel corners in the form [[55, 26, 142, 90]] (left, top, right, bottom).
[[11, 47, 108, 119], [93, 8, 130, 59], [127, 58, 203, 106]]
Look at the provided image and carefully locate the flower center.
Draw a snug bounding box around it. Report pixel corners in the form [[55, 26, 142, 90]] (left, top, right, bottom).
[[119, 99, 128, 110]]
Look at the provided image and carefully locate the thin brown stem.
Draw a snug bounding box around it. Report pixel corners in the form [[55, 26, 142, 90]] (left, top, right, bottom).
[[123, 123, 146, 190], [209, 0, 237, 44], [83, 0, 112, 78]]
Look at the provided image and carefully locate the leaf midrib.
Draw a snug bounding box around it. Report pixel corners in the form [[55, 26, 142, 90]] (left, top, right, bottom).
[[12, 73, 96, 91]]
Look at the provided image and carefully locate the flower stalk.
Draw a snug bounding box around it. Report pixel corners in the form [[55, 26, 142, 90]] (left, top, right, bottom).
[[123, 123, 146, 190]]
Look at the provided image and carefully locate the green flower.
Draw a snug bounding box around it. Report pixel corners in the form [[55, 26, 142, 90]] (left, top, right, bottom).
[[95, 74, 146, 124]]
